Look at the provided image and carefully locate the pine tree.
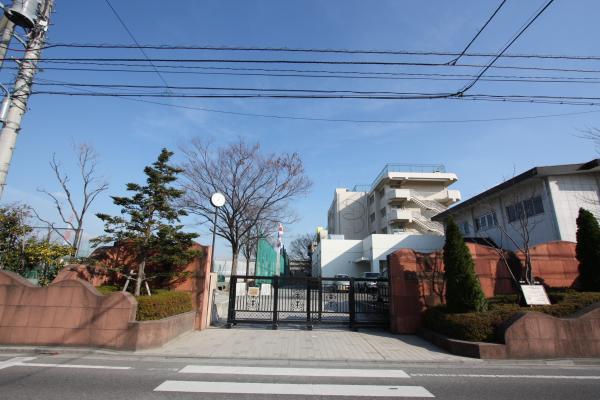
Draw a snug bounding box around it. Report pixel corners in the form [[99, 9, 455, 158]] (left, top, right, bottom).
[[443, 217, 488, 313], [93, 148, 198, 296], [576, 208, 600, 291]]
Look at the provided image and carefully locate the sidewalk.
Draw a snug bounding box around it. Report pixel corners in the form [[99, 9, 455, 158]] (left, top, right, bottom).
[[136, 326, 473, 362]]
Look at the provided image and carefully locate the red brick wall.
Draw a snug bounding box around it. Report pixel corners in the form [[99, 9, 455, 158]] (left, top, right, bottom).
[[389, 241, 579, 333], [0, 270, 197, 350]]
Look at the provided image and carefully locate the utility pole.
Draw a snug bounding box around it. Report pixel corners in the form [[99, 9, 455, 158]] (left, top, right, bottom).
[[0, 0, 53, 199], [0, 16, 16, 70]]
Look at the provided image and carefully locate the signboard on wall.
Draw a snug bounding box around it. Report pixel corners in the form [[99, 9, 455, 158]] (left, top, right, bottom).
[[235, 282, 247, 296], [520, 284, 551, 306]]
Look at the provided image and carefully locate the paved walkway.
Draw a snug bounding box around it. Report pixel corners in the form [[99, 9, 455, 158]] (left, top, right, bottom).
[[138, 327, 473, 362]]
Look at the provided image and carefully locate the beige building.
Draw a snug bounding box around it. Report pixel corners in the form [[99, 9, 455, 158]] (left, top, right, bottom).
[[433, 159, 600, 251], [327, 164, 461, 238]]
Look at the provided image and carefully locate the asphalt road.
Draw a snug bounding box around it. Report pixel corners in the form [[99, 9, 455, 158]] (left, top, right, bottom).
[[1, 353, 599, 399]]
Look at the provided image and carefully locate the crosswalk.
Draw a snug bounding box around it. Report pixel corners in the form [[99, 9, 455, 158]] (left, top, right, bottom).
[[154, 365, 435, 398]]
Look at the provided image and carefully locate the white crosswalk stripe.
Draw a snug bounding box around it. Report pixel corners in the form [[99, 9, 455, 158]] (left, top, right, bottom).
[[154, 380, 435, 397], [179, 365, 410, 378], [153, 365, 435, 398]]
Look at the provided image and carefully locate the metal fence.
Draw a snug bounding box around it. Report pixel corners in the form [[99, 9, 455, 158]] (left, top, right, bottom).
[[226, 275, 389, 330]]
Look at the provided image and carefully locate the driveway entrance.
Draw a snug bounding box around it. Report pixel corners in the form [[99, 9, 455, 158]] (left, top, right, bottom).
[[226, 275, 390, 330]]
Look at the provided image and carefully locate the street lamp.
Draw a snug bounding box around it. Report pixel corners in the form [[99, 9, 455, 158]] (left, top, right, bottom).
[[210, 192, 225, 273]]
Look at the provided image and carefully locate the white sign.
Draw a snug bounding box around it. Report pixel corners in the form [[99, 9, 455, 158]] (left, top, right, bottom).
[[260, 283, 272, 296], [235, 282, 247, 296], [520, 284, 551, 306]]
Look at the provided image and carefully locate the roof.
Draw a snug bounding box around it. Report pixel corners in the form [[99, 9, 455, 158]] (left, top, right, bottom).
[[433, 158, 600, 221]]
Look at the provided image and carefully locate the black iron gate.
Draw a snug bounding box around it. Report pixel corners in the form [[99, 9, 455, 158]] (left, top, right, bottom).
[[226, 275, 389, 330]]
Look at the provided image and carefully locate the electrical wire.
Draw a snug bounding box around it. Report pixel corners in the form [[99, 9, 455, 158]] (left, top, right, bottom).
[[31, 77, 600, 124], [35, 42, 600, 61], [459, 0, 555, 93], [449, 0, 507, 65], [102, 0, 171, 90]]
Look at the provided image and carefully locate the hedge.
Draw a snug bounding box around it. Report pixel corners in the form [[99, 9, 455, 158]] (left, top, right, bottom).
[[423, 291, 600, 343], [136, 291, 193, 321]]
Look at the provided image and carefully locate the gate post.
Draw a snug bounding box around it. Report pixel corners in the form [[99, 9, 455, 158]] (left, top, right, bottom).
[[226, 275, 237, 328], [349, 277, 356, 330], [306, 278, 312, 330], [272, 276, 279, 330]]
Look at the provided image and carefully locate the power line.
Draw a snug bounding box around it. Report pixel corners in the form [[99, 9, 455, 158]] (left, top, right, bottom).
[[449, 0, 507, 65], [37, 42, 600, 61], [459, 0, 555, 93], [32, 77, 600, 123], [102, 0, 171, 90], [24, 90, 600, 105], [25, 69, 600, 84]]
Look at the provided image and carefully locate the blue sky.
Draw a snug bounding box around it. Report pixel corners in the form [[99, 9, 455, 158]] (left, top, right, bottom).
[[1, 0, 598, 259]]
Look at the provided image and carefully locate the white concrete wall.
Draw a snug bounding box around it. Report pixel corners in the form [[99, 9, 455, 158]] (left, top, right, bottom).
[[328, 189, 369, 240], [548, 173, 600, 242], [313, 238, 367, 277], [365, 234, 444, 273], [313, 234, 445, 277]]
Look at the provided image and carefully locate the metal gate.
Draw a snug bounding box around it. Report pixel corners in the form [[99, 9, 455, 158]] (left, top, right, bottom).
[[226, 275, 389, 330]]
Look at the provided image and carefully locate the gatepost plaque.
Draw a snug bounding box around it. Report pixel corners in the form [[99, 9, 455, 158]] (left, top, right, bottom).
[[520, 284, 551, 306]]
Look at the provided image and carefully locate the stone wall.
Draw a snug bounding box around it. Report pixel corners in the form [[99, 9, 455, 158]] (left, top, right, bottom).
[[388, 241, 580, 334], [501, 304, 600, 358], [420, 303, 600, 359], [0, 270, 195, 350]]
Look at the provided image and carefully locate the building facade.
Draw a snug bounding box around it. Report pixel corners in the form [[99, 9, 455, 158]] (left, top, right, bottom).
[[315, 164, 461, 277], [433, 159, 600, 251], [327, 164, 461, 238]]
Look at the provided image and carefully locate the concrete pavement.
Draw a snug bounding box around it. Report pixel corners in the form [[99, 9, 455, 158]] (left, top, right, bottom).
[[137, 326, 471, 362]]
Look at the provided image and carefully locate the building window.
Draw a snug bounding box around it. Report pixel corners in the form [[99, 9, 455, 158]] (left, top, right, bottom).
[[474, 211, 498, 231], [368, 194, 375, 205], [369, 213, 375, 223], [506, 195, 544, 223], [461, 222, 470, 235], [380, 207, 386, 217]]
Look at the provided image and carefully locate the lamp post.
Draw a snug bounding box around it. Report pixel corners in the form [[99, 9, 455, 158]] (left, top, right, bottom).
[[210, 192, 225, 273]]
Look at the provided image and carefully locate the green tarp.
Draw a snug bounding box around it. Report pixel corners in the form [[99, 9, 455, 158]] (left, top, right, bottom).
[[255, 238, 288, 280]]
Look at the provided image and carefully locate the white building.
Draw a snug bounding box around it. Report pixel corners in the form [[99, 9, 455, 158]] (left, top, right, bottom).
[[311, 233, 444, 278], [432, 159, 600, 251], [314, 164, 461, 277], [327, 164, 461, 238]]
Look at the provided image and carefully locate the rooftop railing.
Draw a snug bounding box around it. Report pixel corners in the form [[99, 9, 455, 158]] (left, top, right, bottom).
[[371, 163, 446, 190]]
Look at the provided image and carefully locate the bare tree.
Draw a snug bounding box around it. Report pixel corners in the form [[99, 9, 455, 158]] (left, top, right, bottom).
[[288, 233, 314, 261], [179, 138, 312, 276], [36, 143, 108, 256], [472, 184, 544, 285]]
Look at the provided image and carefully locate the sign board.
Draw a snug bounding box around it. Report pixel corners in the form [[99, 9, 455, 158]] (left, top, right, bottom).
[[235, 282, 247, 296], [520, 284, 551, 306], [260, 283, 271, 296], [248, 287, 260, 297]]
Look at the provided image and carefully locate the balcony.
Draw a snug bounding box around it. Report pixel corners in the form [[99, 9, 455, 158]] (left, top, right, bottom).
[[388, 208, 412, 223], [386, 188, 461, 206]]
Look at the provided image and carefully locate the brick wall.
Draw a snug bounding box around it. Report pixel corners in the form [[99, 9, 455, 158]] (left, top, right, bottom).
[[0, 270, 196, 350], [389, 241, 580, 333]]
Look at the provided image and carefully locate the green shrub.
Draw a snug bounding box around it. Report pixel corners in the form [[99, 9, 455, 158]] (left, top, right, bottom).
[[424, 291, 600, 343], [97, 285, 119, 295], [443, 217, 487, 313], [576, 208, 600, 291], [424, 304, 520, 342], [135, 290, 192, 321]]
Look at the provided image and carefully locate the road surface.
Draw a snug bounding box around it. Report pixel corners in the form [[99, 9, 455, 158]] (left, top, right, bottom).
[[0, 352, 598, 399]]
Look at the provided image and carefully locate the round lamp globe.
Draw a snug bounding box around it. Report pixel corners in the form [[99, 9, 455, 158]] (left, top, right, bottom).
[[210, 192, 226, 208]]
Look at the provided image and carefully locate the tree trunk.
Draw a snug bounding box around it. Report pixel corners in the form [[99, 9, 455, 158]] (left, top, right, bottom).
[[245, 256, 250, 276], [231, 248, 239, 276], [135, 257, 146, 297]]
